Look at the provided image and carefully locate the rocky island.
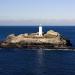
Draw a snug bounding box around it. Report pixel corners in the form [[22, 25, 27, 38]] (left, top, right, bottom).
[[0, 26, 72, 49]]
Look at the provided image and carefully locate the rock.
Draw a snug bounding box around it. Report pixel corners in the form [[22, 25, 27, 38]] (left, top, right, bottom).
[[44, 30, 60, 38], [6, 34, 16, 39], [0, 30, 72, 49], [24, 33, 28, 36], [46, 30, 60, 36]]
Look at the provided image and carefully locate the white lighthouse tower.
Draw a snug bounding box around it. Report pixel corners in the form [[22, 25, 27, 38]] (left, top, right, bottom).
[[39, 24, 42, 36]]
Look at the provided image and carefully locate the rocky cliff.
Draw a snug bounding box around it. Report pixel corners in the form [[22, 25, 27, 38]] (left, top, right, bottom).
[[0, 30, 72, 49]]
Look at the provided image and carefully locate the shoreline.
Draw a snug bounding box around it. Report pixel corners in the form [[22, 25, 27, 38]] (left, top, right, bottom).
[[0, 48, 75, 51]]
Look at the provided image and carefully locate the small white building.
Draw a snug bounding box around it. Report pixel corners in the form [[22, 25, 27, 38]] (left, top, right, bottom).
[[39, 24, 42, 36]]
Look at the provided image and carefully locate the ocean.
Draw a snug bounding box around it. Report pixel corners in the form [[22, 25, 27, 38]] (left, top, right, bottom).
[[0, 26, 75, 75]]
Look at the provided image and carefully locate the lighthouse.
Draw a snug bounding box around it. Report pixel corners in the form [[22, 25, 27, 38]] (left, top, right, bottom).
[[39, 24, 42, 36]]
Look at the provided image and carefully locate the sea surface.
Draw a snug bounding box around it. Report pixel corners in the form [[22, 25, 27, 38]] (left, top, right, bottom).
[[0, 26, 75, 75]]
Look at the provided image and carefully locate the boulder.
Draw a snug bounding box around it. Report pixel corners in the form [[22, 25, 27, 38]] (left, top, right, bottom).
[[46, 30, 60, 36]]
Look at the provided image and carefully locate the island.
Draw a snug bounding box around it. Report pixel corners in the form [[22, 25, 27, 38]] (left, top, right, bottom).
[[0, 26, 72, 49]]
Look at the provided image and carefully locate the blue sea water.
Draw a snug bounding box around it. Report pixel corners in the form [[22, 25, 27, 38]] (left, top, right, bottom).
[[0, 26, 75, 75]]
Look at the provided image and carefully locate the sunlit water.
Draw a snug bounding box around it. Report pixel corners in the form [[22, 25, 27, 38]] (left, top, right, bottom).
[[0, 49, 74, 75]]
